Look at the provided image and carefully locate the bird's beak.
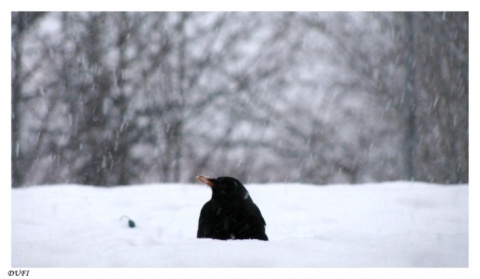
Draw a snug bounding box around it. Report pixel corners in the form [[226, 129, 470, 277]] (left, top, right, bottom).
[[196, 175, 214, 187]]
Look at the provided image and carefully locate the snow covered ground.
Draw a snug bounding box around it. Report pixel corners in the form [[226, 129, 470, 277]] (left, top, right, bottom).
[[12, 181, 467, 268]]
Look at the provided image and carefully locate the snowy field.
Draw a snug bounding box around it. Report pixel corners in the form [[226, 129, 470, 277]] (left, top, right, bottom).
[[12, 181, 468, 268]]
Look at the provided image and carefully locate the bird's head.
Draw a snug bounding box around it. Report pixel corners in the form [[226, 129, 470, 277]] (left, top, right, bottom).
[[196, 175, 250, 204]]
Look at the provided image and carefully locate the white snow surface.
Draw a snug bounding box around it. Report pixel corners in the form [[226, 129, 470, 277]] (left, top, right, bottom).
[[12, 181, 468, 268]]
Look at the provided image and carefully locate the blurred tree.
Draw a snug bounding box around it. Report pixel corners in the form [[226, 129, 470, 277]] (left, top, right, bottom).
[[297, 12, 406, 183], [11, 12, 468, 186], [11, 12, 45, 187], [297, 12, 468, 184], [403, 12, 417, 180], [408, 12, 468, 183]]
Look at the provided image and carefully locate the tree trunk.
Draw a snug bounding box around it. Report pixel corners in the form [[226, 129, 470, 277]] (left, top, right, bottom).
[[11, 13, 24, 188], [403, 12, 417, 181]]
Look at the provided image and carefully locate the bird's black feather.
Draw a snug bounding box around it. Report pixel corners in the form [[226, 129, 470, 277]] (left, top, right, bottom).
[[196, 176, 268, 241]]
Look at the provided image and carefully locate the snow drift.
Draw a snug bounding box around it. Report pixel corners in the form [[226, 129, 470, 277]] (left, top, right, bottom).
[[12, 182, 468, 267]]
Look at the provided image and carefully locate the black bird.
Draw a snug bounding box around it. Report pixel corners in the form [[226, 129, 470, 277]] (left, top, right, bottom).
[[196, 175, 268, 241]]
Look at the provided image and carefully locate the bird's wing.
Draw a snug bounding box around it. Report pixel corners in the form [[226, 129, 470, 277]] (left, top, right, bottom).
[[245, 202, 267, 226], [197, 201, 216, 238]]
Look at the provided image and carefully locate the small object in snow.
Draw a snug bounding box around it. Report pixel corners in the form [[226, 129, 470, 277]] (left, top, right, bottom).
[[121, 216, 136, 228], [196, 175, 268, 241]]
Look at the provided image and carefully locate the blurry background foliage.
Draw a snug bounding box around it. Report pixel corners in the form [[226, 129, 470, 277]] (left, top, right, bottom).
[[11, 12, 468, 187]]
